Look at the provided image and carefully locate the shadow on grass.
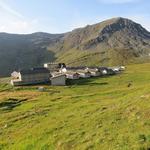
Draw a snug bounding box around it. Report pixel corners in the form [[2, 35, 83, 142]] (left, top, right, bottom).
[[0, 98, 27, 111], [0, 83, 13, 92], [66, 77, 108, 86], [88, 82, 108, 86]]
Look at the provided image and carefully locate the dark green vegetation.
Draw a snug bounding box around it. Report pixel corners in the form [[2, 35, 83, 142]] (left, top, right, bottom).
[[0, 63, 150, 150], [0, 32, 63, 77], [0, 17, 150, 77]]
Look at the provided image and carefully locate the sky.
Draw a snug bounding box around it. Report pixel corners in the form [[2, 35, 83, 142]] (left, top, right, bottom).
[[0, 0, 149, 34]]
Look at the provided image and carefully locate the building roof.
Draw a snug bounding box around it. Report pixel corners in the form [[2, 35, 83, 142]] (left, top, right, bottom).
[[86, 68, 99, 72], [11, 71, 19, 77], [51, 73, 66, 79], [77, 70, 91, 74], [44, 62, 58, 65], [66, 66, 86, 70], [44, 62, 66, 67], [98, 67, 109, 71], [20, 67, 50, 75], [51, 72, 64, 76], [65, 71, 79, 75]]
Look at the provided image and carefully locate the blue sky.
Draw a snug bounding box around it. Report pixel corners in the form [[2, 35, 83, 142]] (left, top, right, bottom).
[[0, 0, 149, 33]]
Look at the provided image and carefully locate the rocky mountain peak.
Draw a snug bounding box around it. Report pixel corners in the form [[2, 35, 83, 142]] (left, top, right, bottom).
[[99, 17, 150, 39]]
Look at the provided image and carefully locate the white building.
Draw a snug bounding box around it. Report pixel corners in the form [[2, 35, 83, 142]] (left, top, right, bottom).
[[77, 70, 91, 78], [11, 71, 20, 79], [65, 71, 80, 79], [98, 67, 108, 75], [85, 68, 101, 77], [44, 62, 66, 72], [51, 73, 66, 86], [44, 62, 60, 71]]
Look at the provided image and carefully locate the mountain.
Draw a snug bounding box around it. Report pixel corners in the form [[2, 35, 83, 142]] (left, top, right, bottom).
[[0, 17, 150, 77], [0, 32, 63, 77], [50, 17, 150, 66]]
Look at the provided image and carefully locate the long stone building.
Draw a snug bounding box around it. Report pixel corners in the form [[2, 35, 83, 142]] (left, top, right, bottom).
[[11, 67, 50, 86]]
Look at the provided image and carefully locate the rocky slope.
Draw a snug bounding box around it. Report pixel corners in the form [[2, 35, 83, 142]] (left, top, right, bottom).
[[51, 17, 150, 66]]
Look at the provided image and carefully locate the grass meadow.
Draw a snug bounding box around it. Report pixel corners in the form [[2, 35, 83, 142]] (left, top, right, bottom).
[[0, 63, 150, 150]]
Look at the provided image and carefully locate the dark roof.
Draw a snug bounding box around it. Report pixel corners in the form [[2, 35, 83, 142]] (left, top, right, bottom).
[[66, 66, 86, 70], [86, 68, 99, 72], [98, 67, 109, 71], [86, 66, 99, 69], [77, 70, 91, 74], [20, 67, 50, 75], [65, 71, 79, 75]]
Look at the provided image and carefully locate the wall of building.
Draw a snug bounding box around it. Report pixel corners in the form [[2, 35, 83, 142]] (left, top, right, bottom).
[[21, 73, 50, 83], [66, 74, 79, 79], [79, 73, 91, 78], [51, 76, 66, 85], [90, 71, 101, 77]]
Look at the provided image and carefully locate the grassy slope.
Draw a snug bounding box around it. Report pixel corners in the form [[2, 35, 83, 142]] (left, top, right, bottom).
[[56, 48, 150, 67], [0, 63, 150, 150]]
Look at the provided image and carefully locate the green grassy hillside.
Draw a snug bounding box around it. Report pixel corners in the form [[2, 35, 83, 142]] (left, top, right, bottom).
[[0, 63, 150, 150]]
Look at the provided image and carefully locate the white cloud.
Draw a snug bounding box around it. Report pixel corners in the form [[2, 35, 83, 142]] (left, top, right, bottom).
[[97, 0, 141, 4], [0, 19, 40, 34], [0, 0, 23, 18], [0, 0, 40, 34], [0, 0, 149, 34]]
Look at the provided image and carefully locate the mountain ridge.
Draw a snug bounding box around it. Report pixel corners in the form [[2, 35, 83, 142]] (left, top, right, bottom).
[[0, 17, 150, 77], [50, 17, 150, 66]]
